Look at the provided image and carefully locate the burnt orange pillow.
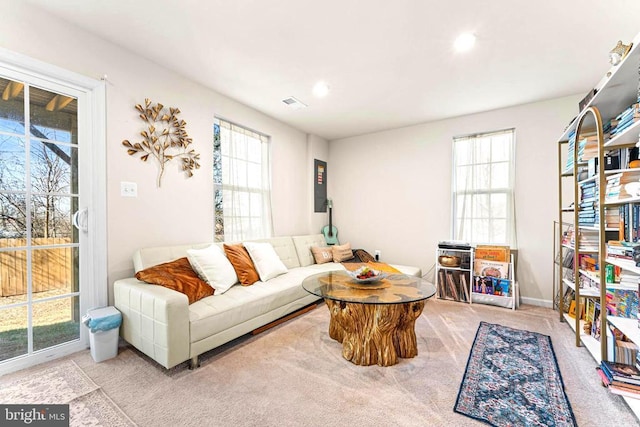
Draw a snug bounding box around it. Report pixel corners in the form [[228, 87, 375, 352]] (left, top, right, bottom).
[[135, 257, 214, 304], [223, 243, 260, 286]]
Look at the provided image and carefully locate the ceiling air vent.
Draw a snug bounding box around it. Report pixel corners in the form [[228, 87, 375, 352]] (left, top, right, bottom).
[[282, 96, 307, 109]]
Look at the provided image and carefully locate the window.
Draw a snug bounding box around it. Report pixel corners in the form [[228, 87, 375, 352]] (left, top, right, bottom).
[[213, 118, 272, 242], [452, 128, 516, 247]]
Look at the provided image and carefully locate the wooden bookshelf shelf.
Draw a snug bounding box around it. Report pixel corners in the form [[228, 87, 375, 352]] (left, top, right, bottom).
[[603, 120, 640, 149], [604, 195, 640, 206], [607, 316, 640, 346], [562, 278, 600, 297], [605, 257, 640, 276], [579, 269, 599, 282]]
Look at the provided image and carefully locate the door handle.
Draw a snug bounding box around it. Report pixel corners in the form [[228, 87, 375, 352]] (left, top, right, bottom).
[[72, 209, 88, 232]]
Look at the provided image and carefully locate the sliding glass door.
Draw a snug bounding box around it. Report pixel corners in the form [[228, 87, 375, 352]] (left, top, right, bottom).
[[0, 53, 106, 373]]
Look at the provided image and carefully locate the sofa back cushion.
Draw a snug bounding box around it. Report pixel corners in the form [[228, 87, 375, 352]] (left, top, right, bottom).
[[292, 234, 327, 267], [133, 243, 212, 272], [245, 236, 300, 269]]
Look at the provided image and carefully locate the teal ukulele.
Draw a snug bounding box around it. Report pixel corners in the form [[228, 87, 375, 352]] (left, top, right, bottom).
[[322, 199, 339, 245]]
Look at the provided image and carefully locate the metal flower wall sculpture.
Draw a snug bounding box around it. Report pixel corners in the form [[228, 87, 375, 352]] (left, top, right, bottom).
[[122, 98, 200, 187]]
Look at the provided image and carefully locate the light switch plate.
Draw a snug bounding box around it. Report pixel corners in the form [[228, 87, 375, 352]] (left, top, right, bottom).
[[121, 181, 137, 197]]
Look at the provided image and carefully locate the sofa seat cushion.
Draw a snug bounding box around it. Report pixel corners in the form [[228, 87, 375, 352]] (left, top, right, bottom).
[[188, 263, 345, 343]]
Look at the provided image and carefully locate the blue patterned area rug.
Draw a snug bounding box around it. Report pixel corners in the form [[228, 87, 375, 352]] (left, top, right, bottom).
[[454, 322, 577, 427]]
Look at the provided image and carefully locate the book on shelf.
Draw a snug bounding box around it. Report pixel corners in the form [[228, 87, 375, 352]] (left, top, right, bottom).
[[601, 360, 640, 385], [474, 245, 510, 263], [606, 289, 639, 319], [473, 260, 509, 278], [605, 323, 640, 365], [473, 276, 494, 295], [491, 278, 511, 296], [562, 288, 575, 314], [607, 241, 640, 260], [459, 273, 470, 302], [592, 302, 602, 340], [438, 270, 447, 299], [445, 272, 460, 301], [617, 204, 640, 242], [615, 340, 639, 366], [597, 367, 612, 386], [580, 254, 598, 271], [586, 299, 601, 325]]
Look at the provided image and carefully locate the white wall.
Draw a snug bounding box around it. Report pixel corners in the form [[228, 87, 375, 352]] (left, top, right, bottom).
[[329, 95, 581, 304], [1, 3, 319, 302]]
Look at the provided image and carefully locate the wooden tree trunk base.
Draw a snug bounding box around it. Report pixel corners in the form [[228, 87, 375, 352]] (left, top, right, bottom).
[[324, 299, 425, 366]]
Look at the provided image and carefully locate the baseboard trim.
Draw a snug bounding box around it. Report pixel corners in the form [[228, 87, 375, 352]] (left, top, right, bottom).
[[520, 297, 553, 308]]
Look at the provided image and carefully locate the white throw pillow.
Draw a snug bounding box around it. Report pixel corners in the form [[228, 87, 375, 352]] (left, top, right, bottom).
[[243, 241, 288, 282], [187, 244, 238, 294]]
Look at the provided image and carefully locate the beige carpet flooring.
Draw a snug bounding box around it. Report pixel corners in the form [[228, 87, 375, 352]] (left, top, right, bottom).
[[6, 299, 640, 426], [0, 360, 135, 426]]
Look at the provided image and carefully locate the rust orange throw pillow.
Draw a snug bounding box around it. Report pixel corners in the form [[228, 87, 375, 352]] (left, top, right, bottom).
[[135, 257, 214, 304], [223, 244, 260, 286]]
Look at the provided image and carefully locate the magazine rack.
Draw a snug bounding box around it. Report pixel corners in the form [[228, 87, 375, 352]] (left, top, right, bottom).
[[471, 252, 518, 310]]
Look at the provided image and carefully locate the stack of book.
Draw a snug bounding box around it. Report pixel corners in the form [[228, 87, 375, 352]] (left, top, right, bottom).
[[608, 103, 640, 139], [565, 130, 588, 171], [606, 171, 640, 203], [598, 360, 640, 399], [605, 173, 622, 201], [572, 228, 599, 251], [619, 273, 640, 290], [607, 241, 640, 261], [565, 130, 577, 171], [605, 207, 621, 230], [579, 181, 598, 226], [578, 134, 599, 162]]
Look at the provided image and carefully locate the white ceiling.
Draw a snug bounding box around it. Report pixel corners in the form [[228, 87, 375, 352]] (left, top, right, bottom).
[[23, 0, 640, 140]]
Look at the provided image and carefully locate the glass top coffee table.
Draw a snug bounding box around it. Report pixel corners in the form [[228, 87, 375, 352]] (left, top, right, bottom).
[[302, 270, 436, 366]]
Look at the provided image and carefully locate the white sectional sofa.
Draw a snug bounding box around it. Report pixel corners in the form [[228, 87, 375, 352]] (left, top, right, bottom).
[[113, 234, 421, 369]]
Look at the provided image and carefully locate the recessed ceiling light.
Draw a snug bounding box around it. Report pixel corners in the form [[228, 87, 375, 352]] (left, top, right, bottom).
[[454, 33, 476, 53], [312, 81, 330, 98]]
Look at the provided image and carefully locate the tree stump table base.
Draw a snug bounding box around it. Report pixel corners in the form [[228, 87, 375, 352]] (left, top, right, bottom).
[[325, 299, 425, 366]]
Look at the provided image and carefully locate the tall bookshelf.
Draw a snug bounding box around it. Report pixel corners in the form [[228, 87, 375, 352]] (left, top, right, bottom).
[[557, 32, 640, 417]]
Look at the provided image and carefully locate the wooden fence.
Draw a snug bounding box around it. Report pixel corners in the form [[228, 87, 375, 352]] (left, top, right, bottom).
[[0, 238, 74, 297]]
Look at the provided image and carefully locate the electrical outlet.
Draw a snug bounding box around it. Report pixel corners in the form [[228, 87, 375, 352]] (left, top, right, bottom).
[[121, 181, 138, 197], [374, 250, 381, 261]]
